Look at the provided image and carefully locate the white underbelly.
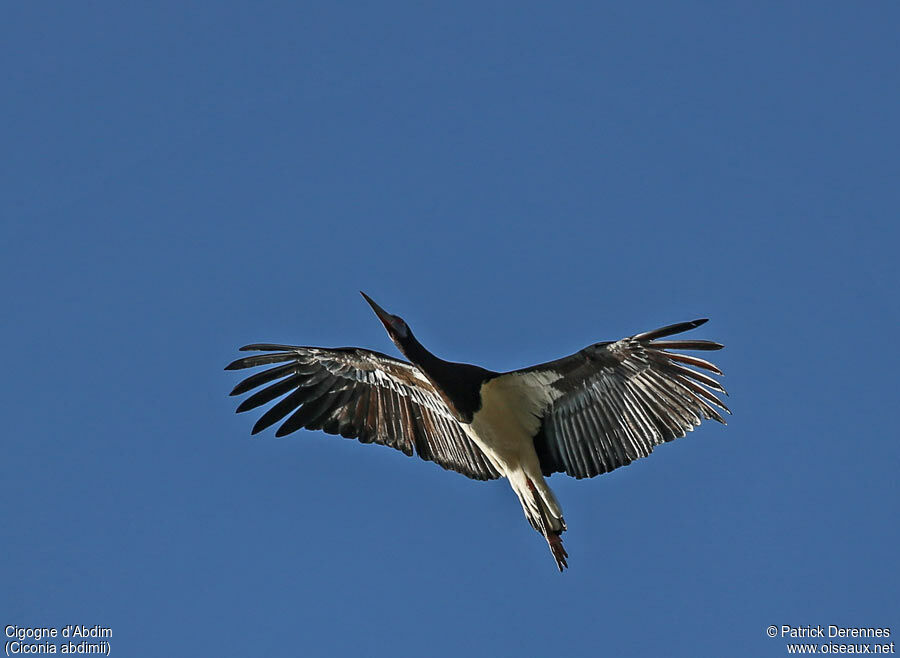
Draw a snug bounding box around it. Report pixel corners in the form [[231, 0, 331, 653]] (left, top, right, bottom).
[[463, 376, 566, 533], [463, 374, 552, 475], [464, 415, 532, 475]]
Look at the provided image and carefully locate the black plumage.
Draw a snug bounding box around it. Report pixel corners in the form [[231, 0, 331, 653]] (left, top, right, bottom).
[[521, 320, 728, 479], [226, 346, 500, 480]]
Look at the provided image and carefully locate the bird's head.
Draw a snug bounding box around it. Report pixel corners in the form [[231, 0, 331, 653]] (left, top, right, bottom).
[[360, 292, 414, 352]]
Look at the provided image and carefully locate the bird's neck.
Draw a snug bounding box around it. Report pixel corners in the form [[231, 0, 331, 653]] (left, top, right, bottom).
[[402, 334, 451, 377], [400, 333, 495, 423]]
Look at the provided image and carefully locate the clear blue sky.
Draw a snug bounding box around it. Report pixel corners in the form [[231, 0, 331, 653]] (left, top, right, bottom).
[[3, 3, 898, 657]]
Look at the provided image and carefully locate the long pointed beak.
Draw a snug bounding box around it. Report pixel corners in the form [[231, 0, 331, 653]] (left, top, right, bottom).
[[360, 291, 394, 329]]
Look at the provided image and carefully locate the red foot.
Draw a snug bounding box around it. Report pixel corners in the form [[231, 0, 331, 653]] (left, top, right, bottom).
[[548, 533, 569, 571]]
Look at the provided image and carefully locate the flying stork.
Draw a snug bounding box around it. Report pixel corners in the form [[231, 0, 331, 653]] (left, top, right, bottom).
[[225, 292, 729, 571]]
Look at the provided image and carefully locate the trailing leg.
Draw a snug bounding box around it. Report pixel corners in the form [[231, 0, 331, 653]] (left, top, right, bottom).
[[513, 472, 569, 571]]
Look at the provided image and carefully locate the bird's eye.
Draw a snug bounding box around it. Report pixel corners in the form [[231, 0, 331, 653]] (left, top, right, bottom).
[[392, 316, 409, 337]]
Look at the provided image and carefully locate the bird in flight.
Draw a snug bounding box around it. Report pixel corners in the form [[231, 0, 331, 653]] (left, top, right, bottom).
[[225, 292, 729, 571]]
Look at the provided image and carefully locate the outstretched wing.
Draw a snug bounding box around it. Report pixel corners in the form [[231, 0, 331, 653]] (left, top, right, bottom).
[[225, 345, 500, 481], [515, 319, 729, 479]]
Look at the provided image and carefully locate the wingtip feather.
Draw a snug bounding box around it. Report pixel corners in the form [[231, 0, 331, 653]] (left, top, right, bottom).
[[633, 319, 712, 342]]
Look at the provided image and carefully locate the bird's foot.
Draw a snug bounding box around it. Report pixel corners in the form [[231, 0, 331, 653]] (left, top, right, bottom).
[[547, 533, 568, 572]]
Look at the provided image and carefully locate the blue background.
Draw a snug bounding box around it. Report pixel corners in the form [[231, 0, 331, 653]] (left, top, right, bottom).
[[3, 3, 897, 656]]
